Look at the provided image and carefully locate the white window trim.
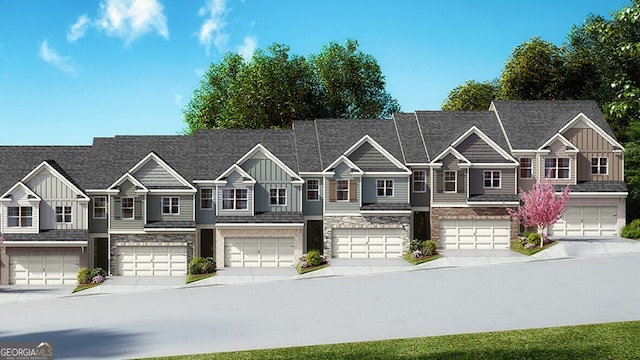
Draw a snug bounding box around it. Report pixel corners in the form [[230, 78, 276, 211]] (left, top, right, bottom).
[[443, 171, 457, 193], [270, 188, 287, 206], [519, 158, 533, 179], [591, 157, 608, 175], [93, 196, 107, 219], [122, 197, 134, 219], [162, 197, 180, 215], [222, 188, 248, 210], [55, 206, 72, 223], [545, 157, 571, 179], [7, 206, 33, 228], [483, 170, 501, 189], [376, 179, 394, 197], [306, 179, 320, 201], [200, 188, 214, 210], [413, 170, 427, 193], [336, 179, 349, 202]]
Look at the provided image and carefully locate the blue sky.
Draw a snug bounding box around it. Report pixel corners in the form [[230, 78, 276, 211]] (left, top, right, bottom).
[[0, 0, 631, 145]]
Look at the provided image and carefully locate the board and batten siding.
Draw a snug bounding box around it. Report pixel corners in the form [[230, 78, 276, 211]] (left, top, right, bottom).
[[217, 171, 253, 216], [241, 158, 302, 213], [146, 194, 194, 222], [563, 127, 623, 182], [347, 142, 398, 171], [361, 177, 409, 204], [110, 181, 145, 231], [303, 178, 323, 216], [133, 160, 184, 188], [26, 168, 87, 230], [325, 163, 360, 213], [542, 141, 577, 186], [469, 168, 517, 196]]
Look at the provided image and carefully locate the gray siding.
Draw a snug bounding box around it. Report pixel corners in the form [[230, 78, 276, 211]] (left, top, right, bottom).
[[147, 194, 194, 222], [303, 178, 323, 216], [347, 142, 397, 171], [433, 156, 467, 203], [110, 181, 145, 230], [455, 133, 507, 163], [469, 168, 517, 195], [361, 177, 409, 204], [217, 172, 253, 216], [241, 158, 302, 213], [133, 159, 183, 188], [196, 187, 216, 224], [88, 197, 108, 233], [325, 163, 360, 213], [410, 170, 430, 206]]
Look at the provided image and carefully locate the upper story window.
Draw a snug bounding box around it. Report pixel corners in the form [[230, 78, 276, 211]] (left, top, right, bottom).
[[413, 170, 426, 193], [591, 157, 608, 175], [443, 171, 457, 193], [483, 171, 501, 188], [376, 179, 394, 197], [336, 179, 349, 201], [520, 158, 533, 179], [55, 206, 72, 223], [8, 206, 32, 227], [306, 179, 319, 201], [93, 196, 107, 219], [121, 197, 134, 219], [270, 188, 287, 206], [545, 158, 570, 179], [162, 197, 179, 215], [200, 188, 213, 209], [222, 188, 248, 210]]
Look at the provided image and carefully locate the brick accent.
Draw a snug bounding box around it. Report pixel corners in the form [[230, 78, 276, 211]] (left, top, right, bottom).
[[110, 233, 195, 276], [323, 215, 411, 257], [430, 207, 519, 247], [215, 227, 303, 268]]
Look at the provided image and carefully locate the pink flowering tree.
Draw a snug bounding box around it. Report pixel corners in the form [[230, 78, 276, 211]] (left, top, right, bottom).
[[506, 175, 570, 245]]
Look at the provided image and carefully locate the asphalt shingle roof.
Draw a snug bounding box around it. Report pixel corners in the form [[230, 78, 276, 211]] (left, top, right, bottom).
[[216, 212, 304, 223], [393, 112, 429, 164], [3, 229, 88, 241]]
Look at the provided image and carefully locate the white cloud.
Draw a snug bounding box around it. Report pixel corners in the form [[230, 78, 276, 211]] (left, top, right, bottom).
[[67, 15, 91, 42], [236, 35, 257, 60], [194, 68, 205, 77], [197, 0, 229, 54], [96, 0, 169, 45], [174, 92, 183, 107], [39, 41, 78, 76]]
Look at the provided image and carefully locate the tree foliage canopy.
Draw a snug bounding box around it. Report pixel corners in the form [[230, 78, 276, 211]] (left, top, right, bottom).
[[441, 80, 500, 111], [183, 39, 399, 133]]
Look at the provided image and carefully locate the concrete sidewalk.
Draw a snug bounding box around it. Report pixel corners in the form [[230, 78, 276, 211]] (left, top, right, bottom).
[[1, 237, 640, 302]]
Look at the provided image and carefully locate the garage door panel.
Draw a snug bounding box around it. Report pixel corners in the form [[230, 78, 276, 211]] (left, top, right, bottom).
[[224, 237, 295, 267], [440, 219, 510, 250], [10, 254, 79, 285], [117, 246, 187, 276], [332, 228, 403, 258], [550, 206, 617, 236]]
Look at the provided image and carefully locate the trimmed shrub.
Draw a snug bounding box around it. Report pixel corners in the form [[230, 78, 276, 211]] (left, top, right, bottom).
[[189, 257, 216, 274], [306, 250, 323, 267], [422, 240, 438, 256], [90, 267, 106, 279], [409, 239, 424, 252], [526, 233, 542, 247], [77, 268, 92, 285], [621, 225, 640, 239]]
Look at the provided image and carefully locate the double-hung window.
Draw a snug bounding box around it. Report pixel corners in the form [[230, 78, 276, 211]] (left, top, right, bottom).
[[520, 158, 533, 179], [200, 188, 213, 209], [162, 197, 179, 214], [545, 158, 570, 179], [8, 206, 32, 227], [483, 171, 501, 188], [222, 189, 248, 210], [55, 206, 72, 223], [336, 179, 349, 201], [93, 196, 107, 219], [306, 179, 319, 201], [376, 179, 394, 197], [591, 157, 608, 175], [121, 197, 134, 219], [413, 170, 426, 192], [443, 171, 457, 193], [270, 188, 287, 205]]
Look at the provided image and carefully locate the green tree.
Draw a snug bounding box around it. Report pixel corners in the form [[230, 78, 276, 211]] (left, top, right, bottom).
[[182, 39, 399, 133], [441, 80, 500, 111]]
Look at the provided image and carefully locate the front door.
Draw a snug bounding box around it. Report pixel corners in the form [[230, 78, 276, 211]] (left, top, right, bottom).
[[413, 212, 430, 241], [306, 220, 323, 254], [94, 237, 109, 270], [200, 229, 215, 259]]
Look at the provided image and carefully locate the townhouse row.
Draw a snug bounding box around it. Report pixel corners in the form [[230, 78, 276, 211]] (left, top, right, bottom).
[[0, 100, 627, 285]]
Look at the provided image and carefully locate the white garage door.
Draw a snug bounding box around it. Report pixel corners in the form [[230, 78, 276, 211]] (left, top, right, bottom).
[[549, 206, 618, 237], [117, 246, 187, 276], [10, 254, 79, 285], [440, 219, 510, 250], [332, 228, 403, 258], [225, 237, 295, 267]]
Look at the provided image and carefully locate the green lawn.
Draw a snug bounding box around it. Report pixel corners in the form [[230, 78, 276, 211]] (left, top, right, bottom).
[[145, 321, 640, 360]]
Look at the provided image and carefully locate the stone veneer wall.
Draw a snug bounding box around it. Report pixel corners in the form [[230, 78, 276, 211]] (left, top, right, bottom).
[[323, 215, 411, 257], [110, 233, 194, 276], [430, 207, 519, 246], [215, 227, 303, 268]]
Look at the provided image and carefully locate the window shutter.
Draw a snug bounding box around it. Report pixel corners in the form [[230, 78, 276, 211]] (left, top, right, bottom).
[[329, 180, 336, 202], [114, 197, 121, 219], [349, 179, 357, 202], [134, 197, 142, 219]]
